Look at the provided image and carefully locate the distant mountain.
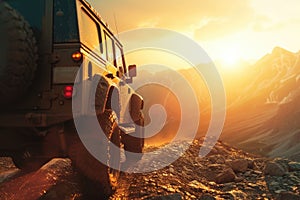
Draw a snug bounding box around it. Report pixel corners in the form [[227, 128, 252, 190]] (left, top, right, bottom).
[[231, 47, 300, 107], [134, 47, 300, 161], [222, 47, 300, 161]]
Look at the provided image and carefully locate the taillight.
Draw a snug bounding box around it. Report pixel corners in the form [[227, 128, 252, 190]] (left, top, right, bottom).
[[63, 86, 73, 99], [72, 51, 82, 62]]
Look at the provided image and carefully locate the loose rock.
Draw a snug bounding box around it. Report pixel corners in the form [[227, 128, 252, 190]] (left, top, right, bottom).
[[199, 194, 216, 200], [227, 159, 249, 173], [264, 161, 286, 176], [277, 191, 300, 200], [288, 161, 300, 172], [208, 155, 225, 164], [215, 168, 236, 184]]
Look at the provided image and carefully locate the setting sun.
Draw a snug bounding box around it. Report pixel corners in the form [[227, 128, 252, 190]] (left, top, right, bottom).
[[219, 46, 242, 69], [220, 48, 241, 68]]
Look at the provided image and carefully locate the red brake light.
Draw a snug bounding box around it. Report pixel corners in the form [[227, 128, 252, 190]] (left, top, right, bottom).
[[64, 86, 73, 99]]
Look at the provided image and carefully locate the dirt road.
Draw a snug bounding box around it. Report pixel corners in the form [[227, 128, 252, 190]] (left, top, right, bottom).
[[1, 139, 299, 200]]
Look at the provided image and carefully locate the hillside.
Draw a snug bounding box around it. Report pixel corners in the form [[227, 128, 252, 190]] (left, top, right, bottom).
[[134, 47, 300, 161], [222, 47, 300, 161]]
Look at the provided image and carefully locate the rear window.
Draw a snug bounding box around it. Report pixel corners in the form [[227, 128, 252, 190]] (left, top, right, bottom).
[[54, 0, 79, 43], [5, 0, 45, 41]]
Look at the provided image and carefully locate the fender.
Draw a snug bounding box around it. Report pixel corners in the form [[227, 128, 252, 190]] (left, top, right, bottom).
[[129, 93, 144, 122], [91, 74, 120, 116]]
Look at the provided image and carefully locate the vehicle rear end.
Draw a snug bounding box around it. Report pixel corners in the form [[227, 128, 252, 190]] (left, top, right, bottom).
[[0, 0, 82, 162], [0, 0, 81, 128]]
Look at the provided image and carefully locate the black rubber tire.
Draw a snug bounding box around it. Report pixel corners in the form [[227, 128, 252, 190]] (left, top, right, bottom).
[[11, 149, 32, 169], [3, 128, 48, 171], [0, 2, 38, 105], [108, 118, 121, 189], [11, 148, 39, 170], [123, 111, 145, 162], [11, 145, 47, 171], [68, 110, 121, 198]]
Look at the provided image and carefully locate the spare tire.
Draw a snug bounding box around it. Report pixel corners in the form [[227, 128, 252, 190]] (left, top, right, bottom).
[[0, 2, 38, 105]]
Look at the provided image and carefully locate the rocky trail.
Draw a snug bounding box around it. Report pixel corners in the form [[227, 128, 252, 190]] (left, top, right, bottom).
[[0, 138, 299, 200]]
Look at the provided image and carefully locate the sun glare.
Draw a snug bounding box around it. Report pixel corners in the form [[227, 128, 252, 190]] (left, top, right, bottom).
[[219, 47, 242, 69]]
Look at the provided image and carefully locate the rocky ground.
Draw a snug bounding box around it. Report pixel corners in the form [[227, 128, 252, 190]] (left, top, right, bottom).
[[112, 139, 300, 200], [0, 138, 300, 200]]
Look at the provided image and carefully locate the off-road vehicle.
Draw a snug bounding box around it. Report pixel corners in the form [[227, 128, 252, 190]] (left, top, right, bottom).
[[0, 0, 144, 196]]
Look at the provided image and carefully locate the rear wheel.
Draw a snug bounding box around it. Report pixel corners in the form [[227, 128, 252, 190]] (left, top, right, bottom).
[[108, 121, 121, 189], [123, 111, 145, 162], [68, 110, 121, 198], [11, 146, 46, 171], [2, 128, 48, 171]]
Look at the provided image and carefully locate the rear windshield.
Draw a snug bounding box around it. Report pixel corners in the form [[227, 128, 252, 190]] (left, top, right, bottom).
[[54, 0, 79, 43], [5, 0, 45, 41]]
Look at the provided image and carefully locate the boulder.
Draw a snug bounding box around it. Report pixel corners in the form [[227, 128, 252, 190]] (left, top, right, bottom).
[[264, 161, 286, 176], [215, 168, 236, 184], [0, 158, 73, 200], [227, 159, 249, 173]]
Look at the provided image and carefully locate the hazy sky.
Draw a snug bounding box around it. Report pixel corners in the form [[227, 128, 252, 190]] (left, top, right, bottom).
[[89, 0, 300, 68]]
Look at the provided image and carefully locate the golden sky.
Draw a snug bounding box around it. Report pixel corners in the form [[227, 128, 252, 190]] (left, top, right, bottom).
[[90, 0, 300, 69]]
